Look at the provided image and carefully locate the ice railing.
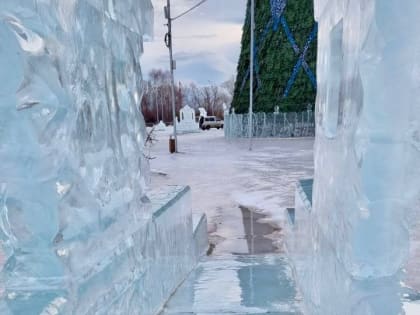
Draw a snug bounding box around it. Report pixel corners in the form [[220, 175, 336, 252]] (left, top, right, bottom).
[[224, 111, 315, 139]]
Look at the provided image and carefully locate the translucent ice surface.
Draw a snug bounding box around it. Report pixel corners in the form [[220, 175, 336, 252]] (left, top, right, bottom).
[[286, 0, 420, 314], [0, 0, 167, 314]]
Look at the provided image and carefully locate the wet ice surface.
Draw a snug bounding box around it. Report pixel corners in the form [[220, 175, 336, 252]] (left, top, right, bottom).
[[161, 207, 301, 314], [148, 129, 314, 239], [149, 130, 420, 314], [149, 130, 310, 314], [162, 255, 300, 314]]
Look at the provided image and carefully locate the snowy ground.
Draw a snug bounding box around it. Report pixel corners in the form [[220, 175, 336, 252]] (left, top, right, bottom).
[[148, 128, 313, 314], [148, 128, 314, 251], [148, 128, 420, 314]]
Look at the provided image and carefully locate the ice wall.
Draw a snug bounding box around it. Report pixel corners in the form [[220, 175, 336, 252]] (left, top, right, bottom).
[[0, 0, 156, 313], [286, 0, 420, 314]]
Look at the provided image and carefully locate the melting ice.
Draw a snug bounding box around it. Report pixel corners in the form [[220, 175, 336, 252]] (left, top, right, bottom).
[[0, 0, 154, 313]]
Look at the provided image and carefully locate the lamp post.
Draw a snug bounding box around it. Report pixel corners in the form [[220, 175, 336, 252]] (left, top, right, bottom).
[[248, 0, 255, 151], [154, 85, 159, 123], [163, 0, 210, 152]]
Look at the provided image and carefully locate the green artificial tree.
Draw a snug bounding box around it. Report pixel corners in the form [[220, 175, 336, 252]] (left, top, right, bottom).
[[232, 0, 317, 113]]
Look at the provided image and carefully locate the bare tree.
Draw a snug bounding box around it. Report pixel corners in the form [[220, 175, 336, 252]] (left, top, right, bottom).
[[188, 83, 204, 109], [141, 68, 233, 123], [221, 75, 235, 97], [141, 69, 183, 124]]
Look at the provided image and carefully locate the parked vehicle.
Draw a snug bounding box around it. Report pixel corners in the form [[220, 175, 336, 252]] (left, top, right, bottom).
[[200, 116, 224, 130]]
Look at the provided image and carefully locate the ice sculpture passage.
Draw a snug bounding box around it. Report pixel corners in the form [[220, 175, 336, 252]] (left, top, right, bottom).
[[285, 0, 420, 314], [0, 0, 169, 313]]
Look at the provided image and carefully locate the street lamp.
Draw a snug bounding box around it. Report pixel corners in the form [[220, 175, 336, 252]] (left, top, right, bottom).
[[154, 85, 159, 123], [248, 0, 255, 151]]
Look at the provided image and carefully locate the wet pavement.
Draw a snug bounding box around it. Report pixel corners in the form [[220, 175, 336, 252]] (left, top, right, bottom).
[[161, 206, 302, 315], [148, 129, 420, 314], [148, 132, 312, 315]]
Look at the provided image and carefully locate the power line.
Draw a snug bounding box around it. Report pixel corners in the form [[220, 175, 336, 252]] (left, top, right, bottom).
[[163, 0, 210, 153], [171, 0, 208, 21]]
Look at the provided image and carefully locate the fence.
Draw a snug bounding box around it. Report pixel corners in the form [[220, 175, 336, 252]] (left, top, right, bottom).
[[224, 111, 315, 139]]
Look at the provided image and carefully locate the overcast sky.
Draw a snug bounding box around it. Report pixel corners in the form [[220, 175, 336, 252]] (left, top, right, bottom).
[[142, 0, 247, 85]]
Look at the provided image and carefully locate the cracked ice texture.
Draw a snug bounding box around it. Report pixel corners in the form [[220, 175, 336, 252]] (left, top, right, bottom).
[[307, 0, 420, 314], [0, 0, 153, 313]]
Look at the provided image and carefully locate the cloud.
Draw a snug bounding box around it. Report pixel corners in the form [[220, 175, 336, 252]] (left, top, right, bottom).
[[173, 50, 216, 62], [142, 0, 246, 84], [174, 34, 217, 39]]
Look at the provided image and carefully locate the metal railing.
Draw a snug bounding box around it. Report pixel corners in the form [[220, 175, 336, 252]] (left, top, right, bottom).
[[224, 111, 315, 139]]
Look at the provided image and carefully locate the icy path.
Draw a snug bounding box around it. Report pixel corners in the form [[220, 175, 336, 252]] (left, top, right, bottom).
[[160, 208, 302, 314], [148, 130, 313, 314], [148, 129, 314, 239], [162, 255, 300, 314]]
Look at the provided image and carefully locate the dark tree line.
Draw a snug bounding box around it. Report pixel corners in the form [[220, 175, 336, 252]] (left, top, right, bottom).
[[141, 69, 234, 124]]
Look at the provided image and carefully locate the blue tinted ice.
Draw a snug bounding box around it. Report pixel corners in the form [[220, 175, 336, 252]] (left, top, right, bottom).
[[0, 0, 157, 313], [286, 0, 420, 314]]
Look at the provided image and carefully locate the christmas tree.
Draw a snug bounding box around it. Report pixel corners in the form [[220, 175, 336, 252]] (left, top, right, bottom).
[[232, 0, 317, 113]]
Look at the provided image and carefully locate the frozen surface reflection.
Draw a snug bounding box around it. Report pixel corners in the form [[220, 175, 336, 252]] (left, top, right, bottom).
[[164, 255, 300, 315], [162, 207, 301, 315]]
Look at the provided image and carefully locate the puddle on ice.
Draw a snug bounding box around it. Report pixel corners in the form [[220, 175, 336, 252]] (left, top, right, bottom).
[[162, 206, 302, 314], [208, 205, 283, 257], [238, 206, 282, 255]]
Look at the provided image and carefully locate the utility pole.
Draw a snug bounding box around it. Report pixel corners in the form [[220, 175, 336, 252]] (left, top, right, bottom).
[[161, 92, 164, 123], [154, 86, 159, 123], [165, 0, 178, 152], [248, 0, 255, 151]]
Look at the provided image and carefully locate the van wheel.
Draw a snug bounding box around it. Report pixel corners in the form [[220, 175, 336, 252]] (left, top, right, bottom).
[[206, 126, 210, 130]]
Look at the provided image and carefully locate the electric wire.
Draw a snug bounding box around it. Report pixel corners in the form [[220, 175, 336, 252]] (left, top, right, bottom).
[[171, 0, 208, 21]]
